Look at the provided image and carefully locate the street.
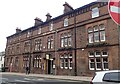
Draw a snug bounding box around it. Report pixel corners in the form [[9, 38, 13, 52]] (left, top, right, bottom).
[[0, 74, 89, 84]]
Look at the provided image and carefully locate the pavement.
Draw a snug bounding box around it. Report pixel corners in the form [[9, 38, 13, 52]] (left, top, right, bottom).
[[0, 72, 92, 82]]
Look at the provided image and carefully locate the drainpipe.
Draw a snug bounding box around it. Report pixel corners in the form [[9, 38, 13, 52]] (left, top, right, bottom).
[[74, 12, 77, 76], [118, 25, 120, 70], [29, 31, 32, 74]]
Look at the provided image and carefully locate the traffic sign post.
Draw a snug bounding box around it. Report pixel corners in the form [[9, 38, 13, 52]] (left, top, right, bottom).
[[108, 0, 120, 70]]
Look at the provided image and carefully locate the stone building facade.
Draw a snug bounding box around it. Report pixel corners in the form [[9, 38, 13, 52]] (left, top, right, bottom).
[[5, 2, 120, 76]]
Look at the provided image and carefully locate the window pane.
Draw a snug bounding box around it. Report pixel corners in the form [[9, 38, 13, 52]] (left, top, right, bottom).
[[96, 58, 101, 70], [68, 37, 72, 46], [100, 31, 105, 42], [94, 32, 99, 42], [64, 18, 68, 27], [69, 58, 72, 68], [38, 28, 41, 34], [99, 24, 105, 30], [92, 7, 99, 18], [48, 42, 50, 49], [102, 51, 108, 56], [49, 23, 53, 31], [65, 59, 68, 67], [91, 63, 95, 68], [103, 57, 108, 70], [89, 52, 94, 57], [61, 38, 64, 47], [94, 26, 99, 31], [88, 28, 93, 33], [64, 38, 68, 47], [89, 58, 95, 70], [88, 33, 93, 43], [95, 51, 101, 57]]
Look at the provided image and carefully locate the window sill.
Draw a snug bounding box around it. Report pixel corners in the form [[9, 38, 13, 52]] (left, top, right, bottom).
[[65, 67, 68, 69], [87, 42, 108, 48], [89, 68, 95, 70]]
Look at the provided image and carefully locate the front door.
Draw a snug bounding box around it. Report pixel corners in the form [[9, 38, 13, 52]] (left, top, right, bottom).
[[48, 60, 53, 74]]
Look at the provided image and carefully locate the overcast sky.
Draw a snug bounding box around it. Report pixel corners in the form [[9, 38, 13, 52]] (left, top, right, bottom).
[[0, 0, 96, 52]]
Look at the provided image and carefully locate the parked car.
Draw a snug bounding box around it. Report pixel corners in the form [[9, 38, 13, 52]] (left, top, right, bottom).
[[90, 70, 120, 84]]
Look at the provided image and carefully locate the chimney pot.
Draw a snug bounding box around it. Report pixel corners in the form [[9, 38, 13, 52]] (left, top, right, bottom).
[[46, 13, 52, 21], [63, 2, 74, 14], [16, 27, 21, 33], [34, 17, 43, 26]]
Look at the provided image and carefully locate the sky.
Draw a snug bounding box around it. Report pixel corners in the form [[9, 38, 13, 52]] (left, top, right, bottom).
[[0, 0, 96, 52]]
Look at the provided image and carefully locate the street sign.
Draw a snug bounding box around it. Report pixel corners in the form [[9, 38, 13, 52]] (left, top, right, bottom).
[[108, 0, 120, 25]]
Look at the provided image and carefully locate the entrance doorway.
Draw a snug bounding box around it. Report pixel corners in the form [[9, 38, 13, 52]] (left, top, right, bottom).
[[48, 60, 53, 74]]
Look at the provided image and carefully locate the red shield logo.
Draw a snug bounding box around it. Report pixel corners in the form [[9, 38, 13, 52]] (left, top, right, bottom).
[[108, 0, 120, 25]]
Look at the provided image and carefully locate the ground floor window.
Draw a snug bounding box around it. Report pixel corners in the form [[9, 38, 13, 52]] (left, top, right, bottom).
[[15, 57, 19, 67], [89, 51, 109, 70], [60, 53, 73, 69], [23, 56, 29, 68], [33, 55, 41, 68]]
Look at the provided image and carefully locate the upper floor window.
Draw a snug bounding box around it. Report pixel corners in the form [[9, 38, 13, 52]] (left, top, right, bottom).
[[64, 18, 68, 27], [49, 23, 53, 31], [11, 46, 14, 54], [7, 46, 11, 55], [38, 28, 41, 34], [24, 41, 30, 52], [88, 24, 106, 43], [35, 39, 42, 51], [16, 43, 20, 54], [60, 32, 72, 48], [27, 31, 31, 37], [92, 7, 99, 18], [47, 36, 53, 49]]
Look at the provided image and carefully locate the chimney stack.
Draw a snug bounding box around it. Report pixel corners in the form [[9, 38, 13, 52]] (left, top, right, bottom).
[[46, 13, 52, 21], [16, 27, 21, 33], [34, 17, 43, 26], [63, 2, 74, 14]]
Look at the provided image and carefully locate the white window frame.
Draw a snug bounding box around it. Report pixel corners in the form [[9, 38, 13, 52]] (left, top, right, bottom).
[[51, 38, 53, 49], [64, 55, 68, 69], [69, 58, 72, 69], [60, 57, 64, 69], [89, 52, 94, 57], [27, 31, 31, 37], [88, 28, 93, 33], [92, 7, 99, 18], [64, 18, 68, 27], [48, 38, 51, 49], [49, 23, 53, 31], [95, 51, 101, 57], [94, 32, 99, 42], [89, 58, 95, 70], [102, 57, 109, 70], [69, 54, 72, 69], [88, 33, 94, 43], [100, 31, 106, 42], [64, 35, 68, 47], [38, 28, 41, 34], [99, 24, 105, 30], [102, 51, 108, 57], [95, 58, 101, 70]]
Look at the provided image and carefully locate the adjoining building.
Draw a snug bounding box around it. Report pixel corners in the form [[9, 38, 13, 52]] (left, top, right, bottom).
[[5, 1, 120, 76], [0, 52, 5, 72]]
